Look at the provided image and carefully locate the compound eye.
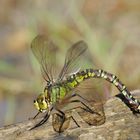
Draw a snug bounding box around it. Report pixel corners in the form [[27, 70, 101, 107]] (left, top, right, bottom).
[[33, 100, 36, 103]]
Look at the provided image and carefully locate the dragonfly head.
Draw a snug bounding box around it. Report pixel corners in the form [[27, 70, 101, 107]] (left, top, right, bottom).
[[34, 93, 50, 113]]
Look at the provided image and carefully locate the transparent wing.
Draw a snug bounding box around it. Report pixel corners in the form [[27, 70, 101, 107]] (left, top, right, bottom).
[[73, 79, 109, 125], [55, 78, 110, 126], [52, 113, 71, 132], [58, 41, 93, 81], [74, 78, 111, 102], [31, 38, 93, 82], [31, 35, 58, 82]]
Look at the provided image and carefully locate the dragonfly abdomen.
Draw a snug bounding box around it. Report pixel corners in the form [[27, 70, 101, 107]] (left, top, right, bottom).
[[93, 69, 140, 110], [67, 69, 140, 113], [66, 69, 95, 89]]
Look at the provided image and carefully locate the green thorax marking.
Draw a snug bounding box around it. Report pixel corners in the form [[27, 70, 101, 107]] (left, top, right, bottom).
[[50, 84, 69, 104]]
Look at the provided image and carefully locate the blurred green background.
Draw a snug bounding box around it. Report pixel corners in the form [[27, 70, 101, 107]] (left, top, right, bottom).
[[0, 0, 140, 127]]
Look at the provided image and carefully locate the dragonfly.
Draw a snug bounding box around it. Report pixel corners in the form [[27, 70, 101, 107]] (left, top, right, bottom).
[[30, 35, 140, 133]]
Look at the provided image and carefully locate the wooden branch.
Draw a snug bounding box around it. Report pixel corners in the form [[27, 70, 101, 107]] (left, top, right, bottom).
[[0, 90, 140, 140]]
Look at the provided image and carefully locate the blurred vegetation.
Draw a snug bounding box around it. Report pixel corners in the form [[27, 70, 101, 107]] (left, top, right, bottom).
[[0, 0, 140, 127]]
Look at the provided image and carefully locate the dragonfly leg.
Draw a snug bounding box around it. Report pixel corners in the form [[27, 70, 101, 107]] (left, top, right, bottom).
[[30, 112, 50, 130], [70, 93, 101, 115], [55, 109, 66, 133], [28, 111, 40, 120], [55, 109, 80, 132], [33, 111, 40, 119], [54, 112, 80, 132], [70, 99, 101, 116], [70, 115, 80, 127], [71, 93, 95, 102], [30, 107, 53, 130]]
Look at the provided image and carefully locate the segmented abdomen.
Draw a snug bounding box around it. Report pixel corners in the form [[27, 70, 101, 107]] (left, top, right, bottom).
[[66, 69, 140, 113]]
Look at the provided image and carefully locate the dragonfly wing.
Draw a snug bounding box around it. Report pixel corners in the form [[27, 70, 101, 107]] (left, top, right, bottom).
[[52, 113, 71, 132], [58, 40, 93, 81], [55, 78, 110, 126], [75, 78, 111, 102], [53, 94, 105, 127], [31, 35, 59, 82], [77, 103, 105, 126], [73, 78, 110, 125]]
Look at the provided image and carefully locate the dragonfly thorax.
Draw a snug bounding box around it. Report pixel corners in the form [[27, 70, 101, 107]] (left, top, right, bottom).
[[48, 84, 67, 104]]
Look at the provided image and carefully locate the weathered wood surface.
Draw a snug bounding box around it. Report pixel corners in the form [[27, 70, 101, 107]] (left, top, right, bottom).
[[0, 90, 140, 140]]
